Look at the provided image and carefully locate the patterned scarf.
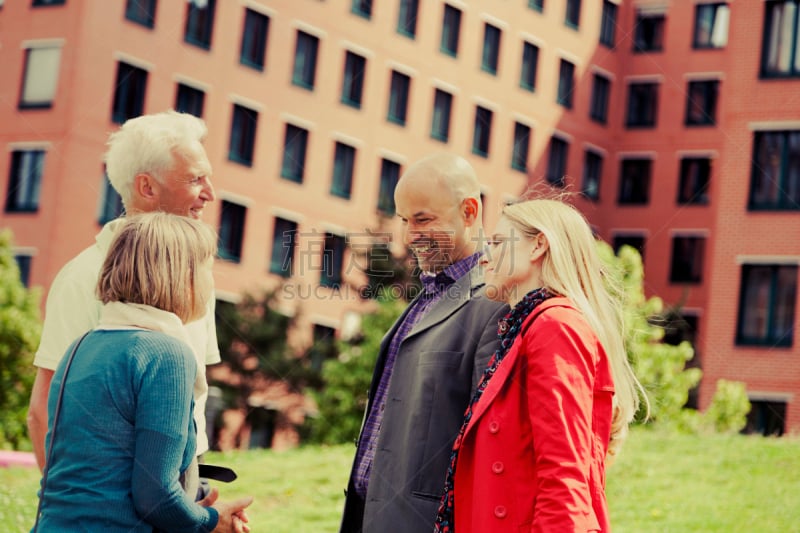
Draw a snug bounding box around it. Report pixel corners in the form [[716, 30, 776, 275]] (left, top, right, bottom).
[[433, 287, 554, 533]]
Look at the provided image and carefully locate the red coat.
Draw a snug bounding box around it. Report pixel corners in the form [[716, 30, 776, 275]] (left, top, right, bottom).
[[452, 298, 615, 532]]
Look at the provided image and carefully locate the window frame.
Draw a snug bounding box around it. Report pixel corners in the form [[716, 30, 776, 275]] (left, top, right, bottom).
[[760, 0, 800, 78], [228, 104, 258, 167], [341, 51, 367, 109], [111, 61, 148, 124], [669, 235, 706, 284], [431, 88, 453, 143], [472, 105, 493, 158], [511, 122, 531, 173], [520, 41, 539, 92], [320, 232, 347, 288], [184, 0, 216, 50], [351, 0, 372, 20], [546, 136, 569, 187], [677, 157, 711, 205], [397, 0, 419, 38], [565, 0, 581, 29], [557, 59, 575, 109], [124, 0, 157, 28], [736, 263, 797, 347], [693, 3, 730, 49], [582, 149, 603, 201], [625, 82, 659, 128], [633, 12, 666, 52], [590, 73, 611, 124], [440, 4, 462, 57], [18, 45, 62, 110], [600, 0, 617, 48], [618, 158, 652, 205], [175, 83, 205, 118], [685, 79, 719, 126], [748, 130, 800, 211], [481, 22, 501, 75], [528, 0, 544, 12], [239, 8, 269, 71], [292, 30, 319, 90], [331, 141, 356, 199], [217, 200, 247, 263], [377, 158, 401, 215], [5, 149, 45, 213], [387, 70, 411, 126], [270, 217, 298, 277]]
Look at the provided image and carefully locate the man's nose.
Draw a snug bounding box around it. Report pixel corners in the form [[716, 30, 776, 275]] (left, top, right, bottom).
[[202, 178, 216, 202]]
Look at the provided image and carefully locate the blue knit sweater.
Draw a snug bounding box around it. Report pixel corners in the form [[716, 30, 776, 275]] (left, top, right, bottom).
[[36, 329, 218, 532]]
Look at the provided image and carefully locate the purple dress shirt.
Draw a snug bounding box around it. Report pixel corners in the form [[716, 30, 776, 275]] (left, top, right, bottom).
[[352, 252, 482, 498]]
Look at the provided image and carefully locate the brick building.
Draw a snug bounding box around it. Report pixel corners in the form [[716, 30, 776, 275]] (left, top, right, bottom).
[[1, 0, 798, 438]]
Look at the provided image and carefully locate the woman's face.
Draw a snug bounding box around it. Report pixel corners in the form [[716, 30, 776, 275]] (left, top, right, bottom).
[[481, 217, 540, 306]]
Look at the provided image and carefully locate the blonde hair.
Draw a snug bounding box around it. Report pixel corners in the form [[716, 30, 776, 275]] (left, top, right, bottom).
[[96, 212, 217, 323], [502, 198, 646, 456], [104, 110, 208, 208]]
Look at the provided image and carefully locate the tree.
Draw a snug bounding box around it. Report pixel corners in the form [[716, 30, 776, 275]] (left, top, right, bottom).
[[304, 296, 405, 444], [0, 230, 42, 449]]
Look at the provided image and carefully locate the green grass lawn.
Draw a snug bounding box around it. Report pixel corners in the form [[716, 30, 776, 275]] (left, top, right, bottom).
[[3, 429, 799, 532]]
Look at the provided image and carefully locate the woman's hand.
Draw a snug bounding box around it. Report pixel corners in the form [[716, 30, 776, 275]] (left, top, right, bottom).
[[201, 488, 254, 533]]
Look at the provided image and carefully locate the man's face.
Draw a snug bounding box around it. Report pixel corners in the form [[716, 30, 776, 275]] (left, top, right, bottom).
[[155, 141, 216, 219], [395, 180, 472, 273]]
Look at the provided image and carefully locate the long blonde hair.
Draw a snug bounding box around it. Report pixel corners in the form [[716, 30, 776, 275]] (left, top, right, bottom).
[[502, 199, 646, 456], [96, 212, 217, 323]]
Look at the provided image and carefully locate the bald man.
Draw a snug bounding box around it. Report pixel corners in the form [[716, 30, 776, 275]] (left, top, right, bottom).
[[340, 154, 508, 532]]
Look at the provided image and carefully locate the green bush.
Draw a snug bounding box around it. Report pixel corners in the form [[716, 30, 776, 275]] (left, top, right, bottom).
[[702, 379, 751, 434]]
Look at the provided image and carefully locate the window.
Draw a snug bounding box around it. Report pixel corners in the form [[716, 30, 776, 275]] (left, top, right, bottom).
[[240, 8, 269, 70], [761, 1, 800, 77], [32, 0, 65, 5], [292, 31, 319, 90], [341, 51, 366, 109], [388, 70, 411, 125], [693, 3, 729, 49], [175, 83, 205, 117], [228, 104, 258, 166], [582, 150, 603, 200], [14, 254, 32, 287], [590, 73, 611, 124], [125, 0, 156, 28], [320, 233, 346, 288], [431, 88, 453, 142], [5, 150, 44, 213], [520, 41, 539, 91], [352, 0, 372, 19], [685, 80, 718, 126], [565, 0, 581, 28], [600, 1, 617, 47], [749, 130, 800, 210], [670, 236, 706, 283], [441, 4, 462, 57], [19, 45, 62, 109], [737, 264, 797, 347], [529, 0, 544, 12], [218, 200, 247, 263], [634, 12, 665, 52], [472, 106, 493, 157], [744, 400, 787, 436], [677, 157, 711, 205], [270, 217, 298, 277], [397, 0, 419, 37], [281, 124, 309, 183], [557, 59, 575, 109], [378, 158, 401, 215], [481, 23, 501, 75], [626, 82, 659, 128], [511, 122, 531, 172], [111, 61, 147, 124], [310, 324, 337, 372], [546, 136, 569, 187], [618, 159, 651, 204], [331, 142, 356, 199], [184, 0, 216, 49], [613, 234, 645, 260], [98, 174, 124, 225]]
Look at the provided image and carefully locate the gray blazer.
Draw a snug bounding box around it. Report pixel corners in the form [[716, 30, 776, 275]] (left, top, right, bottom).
[[340, 266, 508, 533]]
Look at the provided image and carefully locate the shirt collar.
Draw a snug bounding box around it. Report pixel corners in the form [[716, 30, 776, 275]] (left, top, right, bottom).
[[420, 252, 482, 293]]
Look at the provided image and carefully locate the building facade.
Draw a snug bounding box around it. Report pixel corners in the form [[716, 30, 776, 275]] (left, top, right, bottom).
[[1, 0, 798, 437]]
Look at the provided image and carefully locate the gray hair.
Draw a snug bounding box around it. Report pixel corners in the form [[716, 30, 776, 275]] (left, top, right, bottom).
[[104, 110, 208, 208]]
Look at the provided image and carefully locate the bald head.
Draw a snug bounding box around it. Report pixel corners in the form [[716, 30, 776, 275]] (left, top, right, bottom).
[[397, 153, 481, 207]]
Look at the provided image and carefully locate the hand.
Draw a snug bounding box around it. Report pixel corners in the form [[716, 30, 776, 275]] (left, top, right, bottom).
[[211, 496, 254, 533]]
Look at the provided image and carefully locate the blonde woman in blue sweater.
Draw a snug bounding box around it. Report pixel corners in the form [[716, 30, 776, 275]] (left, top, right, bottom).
[[34, 213, 252, 532]]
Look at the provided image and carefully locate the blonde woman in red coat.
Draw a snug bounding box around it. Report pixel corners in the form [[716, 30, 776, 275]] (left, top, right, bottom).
[[434, 199, 645, 533]]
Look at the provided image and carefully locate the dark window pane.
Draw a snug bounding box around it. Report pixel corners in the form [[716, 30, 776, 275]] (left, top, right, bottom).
[[111, 62, 147, 124], [218, 200, 247, 263], [749, 130, 800, 210], [270, 217, 298, 277], [281, 124, 309, 183], [546, 137, 568, 187], [441, 5, 461, 57], [634, 13, 665, 52], [761, 1, 800, 77], [240, 8, 269, 70], [565, 0, 581, 28], [125, 0, 156, 28], [685, 80, 719, 126], [481, 23, 501, 75], [737, 264, 797, 346], [331, 142, 356, 199], [618, 159, 651, 204], [397, 0, 419, 37], [693, 3, 730, 49], [175, 83, 205, 118], [582, 150, 603, 200], [352, 0, 372, 19], [378, 159, 401, 215], [292, 31, 319, 89], [342, 51, 367, 108], [678, 158, 711, 204], [320, 233, 346, 288], [98, 173, 124, 225], [600, 1, 617, 47], [14, 255, 32, 287], [472, 106, 493, 157], [670, 236, 706, 283], [431, 88, 453, 142], [626, 82, 659, 128], [511, 122, 531, 172], [613, 234, 645, 260], [388, 71, 411, 125], [520, 42, 539, 91], [557, 59, 575, 108], [5, 150, 45, 213], [184, 0, 216, 49], [529, 0, 544, 12], [228, 104, 258, 166], [590, 73, 610, 123]]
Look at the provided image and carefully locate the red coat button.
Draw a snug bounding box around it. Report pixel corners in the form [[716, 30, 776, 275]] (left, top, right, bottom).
[[488, 421, 500, 434], [494, 505, 507, 519], [492, 461, 504, 474]]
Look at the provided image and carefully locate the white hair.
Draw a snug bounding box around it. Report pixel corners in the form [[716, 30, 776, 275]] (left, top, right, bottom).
[[104, 110, 208, 208]]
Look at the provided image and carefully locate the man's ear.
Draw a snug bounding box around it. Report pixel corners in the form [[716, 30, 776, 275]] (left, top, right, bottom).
[[530, 233, 549, 262], [462, 197, 479, 225], [134, 173, 158, 201]]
